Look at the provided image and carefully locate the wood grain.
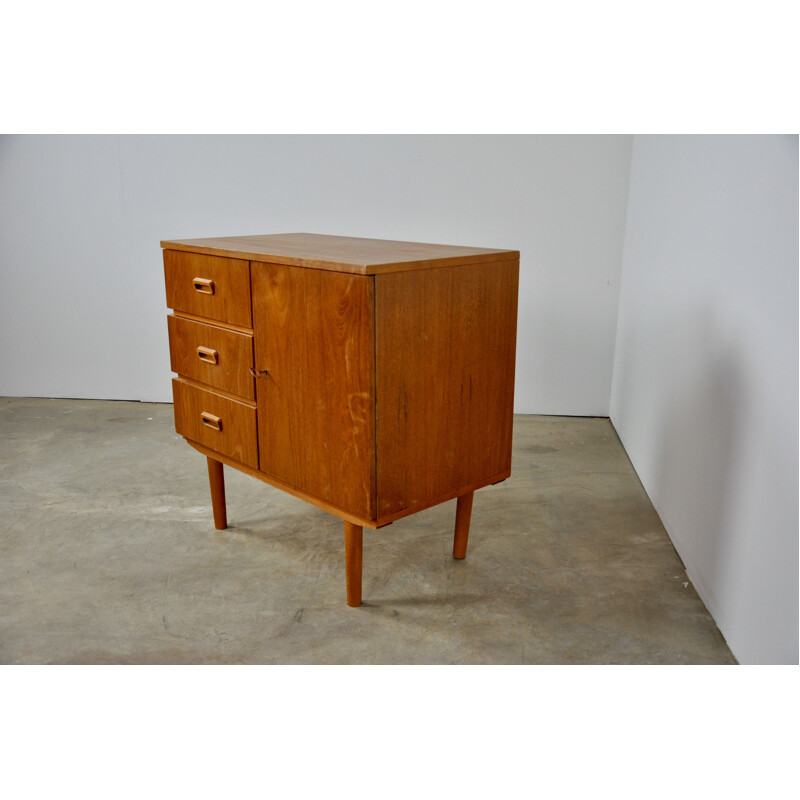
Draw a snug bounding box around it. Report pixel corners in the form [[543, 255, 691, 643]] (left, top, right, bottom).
[[172, 378, 258, 468], [375, 260, 519, 517], [161, 233, 519, 276], [164, 249, 251, 326], [252, 262, 377, 520], [168, 314, 255, 400]]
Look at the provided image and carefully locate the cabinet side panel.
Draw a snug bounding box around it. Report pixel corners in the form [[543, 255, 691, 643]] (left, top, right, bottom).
[[252, 263, 377, 520], [376, 261, 519, 517]]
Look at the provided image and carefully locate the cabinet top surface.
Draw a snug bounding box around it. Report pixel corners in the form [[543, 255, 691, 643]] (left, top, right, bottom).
[[161, 232, 519, 275]]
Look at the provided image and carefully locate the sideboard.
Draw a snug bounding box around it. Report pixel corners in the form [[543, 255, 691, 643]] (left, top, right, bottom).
[[162, 233, 519, 606]]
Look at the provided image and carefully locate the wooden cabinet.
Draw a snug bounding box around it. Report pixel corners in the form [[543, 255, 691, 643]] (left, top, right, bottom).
[[163, 233, 519, 606]]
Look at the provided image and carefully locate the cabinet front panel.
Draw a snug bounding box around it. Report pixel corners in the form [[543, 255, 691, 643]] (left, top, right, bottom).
[[172, 378, 258, 468], [164, 250, 252, 327], [251, 263, 376, 520], [168, 315, 255, 400], [375, 261, 519, 517]]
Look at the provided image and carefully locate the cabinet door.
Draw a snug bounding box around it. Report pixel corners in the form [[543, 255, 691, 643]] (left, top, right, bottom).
[[251, 263, 377, 520]]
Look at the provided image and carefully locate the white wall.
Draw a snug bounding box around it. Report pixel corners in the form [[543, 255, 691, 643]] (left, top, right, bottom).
[[0, 135, 632, 413], [611, 135, 799, 664]]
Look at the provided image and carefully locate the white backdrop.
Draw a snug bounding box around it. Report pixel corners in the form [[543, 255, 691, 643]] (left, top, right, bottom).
[[0, 135, 633, 413], [611, 135, 799, 664]]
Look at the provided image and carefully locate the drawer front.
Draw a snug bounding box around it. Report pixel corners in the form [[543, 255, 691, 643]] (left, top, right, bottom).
[[164, 250, 252, 327], [172, 379, 258, 468], [168, 315, 255, 400]]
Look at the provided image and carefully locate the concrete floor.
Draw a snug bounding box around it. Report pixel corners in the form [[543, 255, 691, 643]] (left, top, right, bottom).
[[0, 396, 735, 664]]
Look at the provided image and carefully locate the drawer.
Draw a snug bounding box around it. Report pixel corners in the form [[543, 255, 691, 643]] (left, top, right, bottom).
[[164, 250, 252, 327], [172, 379, 258, 468], [168, 315, 255, 400]]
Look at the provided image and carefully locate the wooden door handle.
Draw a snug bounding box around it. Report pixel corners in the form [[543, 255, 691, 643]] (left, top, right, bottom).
[[193, 277, 215, 295], [197, 346, 219, 365], [200, 412, 222, 431], [249, 368, 269, 378]]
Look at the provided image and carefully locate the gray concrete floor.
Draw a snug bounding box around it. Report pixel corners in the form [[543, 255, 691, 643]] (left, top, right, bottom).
[[0, 396, 735, 664]]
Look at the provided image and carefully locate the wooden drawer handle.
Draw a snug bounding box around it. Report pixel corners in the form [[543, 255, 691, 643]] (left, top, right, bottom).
[[197, 346, 219, 365], [200, 412, 222, 431], [193, 277, 215, 295]]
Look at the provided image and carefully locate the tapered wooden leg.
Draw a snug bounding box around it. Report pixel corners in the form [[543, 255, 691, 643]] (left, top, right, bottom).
[[453, 491, 474, 559], [344, 521, 363, 607], [206, 456, 227, 530]]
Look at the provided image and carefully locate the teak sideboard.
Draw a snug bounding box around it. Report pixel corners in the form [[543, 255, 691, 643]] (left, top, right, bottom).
[[162, 233, 519, 606]]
